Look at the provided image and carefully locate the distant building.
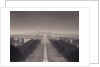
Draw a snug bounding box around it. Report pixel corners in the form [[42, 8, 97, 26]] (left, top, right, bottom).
[[21, 38, 24, 44], [10, 37, 15, 45]]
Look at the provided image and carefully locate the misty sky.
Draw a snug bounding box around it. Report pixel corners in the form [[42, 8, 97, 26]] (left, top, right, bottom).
[[10, 11, 79, 34]]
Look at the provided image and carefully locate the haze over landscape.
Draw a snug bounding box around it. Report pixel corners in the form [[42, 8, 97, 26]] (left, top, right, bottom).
[[10, 11, 79, 34]]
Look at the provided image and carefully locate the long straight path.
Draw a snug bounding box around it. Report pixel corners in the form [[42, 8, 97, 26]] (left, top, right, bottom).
[[43, 35, 49, 62], [25, 35, 67, 62]]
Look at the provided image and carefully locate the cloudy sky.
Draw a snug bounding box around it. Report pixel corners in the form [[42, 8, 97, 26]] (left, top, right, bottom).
[[10, 11, 79, 34]]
